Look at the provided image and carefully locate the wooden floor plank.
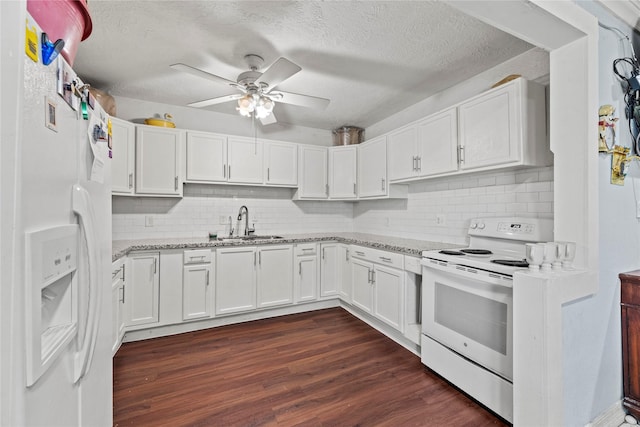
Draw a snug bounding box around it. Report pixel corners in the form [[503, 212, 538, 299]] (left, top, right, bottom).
[[114, 308, 508, 426]]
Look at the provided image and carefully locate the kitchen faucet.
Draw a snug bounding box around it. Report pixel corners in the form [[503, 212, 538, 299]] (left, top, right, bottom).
[[237, 205, 255, 236]]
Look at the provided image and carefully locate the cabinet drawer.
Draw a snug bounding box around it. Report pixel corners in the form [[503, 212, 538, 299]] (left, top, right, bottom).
[[351, 246, 404, 270], [295, 243, 318, 256], [404, 256, 421, 274], [184, 249, 212, 264]]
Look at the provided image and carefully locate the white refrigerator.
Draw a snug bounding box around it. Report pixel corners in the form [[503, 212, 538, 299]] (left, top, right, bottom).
[[1, 6, 113, 426]]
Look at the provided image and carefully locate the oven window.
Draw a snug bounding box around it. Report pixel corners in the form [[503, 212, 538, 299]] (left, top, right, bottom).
[[434, 282, 507, 355]]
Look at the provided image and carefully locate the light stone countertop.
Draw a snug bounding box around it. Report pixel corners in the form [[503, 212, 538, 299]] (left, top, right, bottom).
[[112, 233, 459, 262]]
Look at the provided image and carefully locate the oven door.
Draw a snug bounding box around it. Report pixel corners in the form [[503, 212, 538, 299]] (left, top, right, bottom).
[[421, 260, 513, 381]]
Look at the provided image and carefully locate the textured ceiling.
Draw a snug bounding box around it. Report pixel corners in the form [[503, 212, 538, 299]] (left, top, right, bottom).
[[74, 1, 534, 130]]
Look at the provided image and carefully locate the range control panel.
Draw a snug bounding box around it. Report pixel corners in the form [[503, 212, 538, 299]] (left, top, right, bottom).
[[468, 217, 553, 242]]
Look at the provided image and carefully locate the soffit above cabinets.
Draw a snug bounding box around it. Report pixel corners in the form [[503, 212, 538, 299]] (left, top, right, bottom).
[[73, 1, 533, 130]]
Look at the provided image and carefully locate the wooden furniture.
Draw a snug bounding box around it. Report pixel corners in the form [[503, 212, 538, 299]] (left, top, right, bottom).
[[620, 270, 640, 420]]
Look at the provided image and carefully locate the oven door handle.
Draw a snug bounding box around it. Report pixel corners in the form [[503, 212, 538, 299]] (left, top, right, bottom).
[[421, 258, 513, 288]]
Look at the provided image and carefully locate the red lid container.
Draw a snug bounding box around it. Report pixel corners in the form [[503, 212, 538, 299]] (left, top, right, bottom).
[[27, 0, 93, 66]]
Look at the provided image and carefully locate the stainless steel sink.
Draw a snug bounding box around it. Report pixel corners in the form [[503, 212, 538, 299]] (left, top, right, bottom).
[[215, 235, 283, 242]]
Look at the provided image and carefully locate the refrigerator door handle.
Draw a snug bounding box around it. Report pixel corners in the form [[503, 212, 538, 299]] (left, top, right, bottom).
[[72, 184, 103, 383]]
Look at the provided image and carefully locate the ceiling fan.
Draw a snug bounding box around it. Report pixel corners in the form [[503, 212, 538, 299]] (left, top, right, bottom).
[[170, 54, 330, 125]]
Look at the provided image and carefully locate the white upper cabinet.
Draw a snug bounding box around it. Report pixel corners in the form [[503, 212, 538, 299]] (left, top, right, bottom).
[[296, 145, 328, 199], [264, 140, 298, 186], [111, 118, 136, 195], [458, 78, 548, 171], [357, 136, 387, 198], [185, 131, 227, 182], [416, 107, 458, 177], [328, 146, 357, 199], [227, 137, 264, 184], [388, 125, 419, 182], [135, 125, 183, 196]]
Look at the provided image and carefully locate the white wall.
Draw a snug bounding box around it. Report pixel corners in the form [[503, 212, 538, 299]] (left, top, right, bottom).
[[563, 1, 640, 422], [112, 185, 353, 240], [114, 95, 332, 146], [354, 166, 553, 245]]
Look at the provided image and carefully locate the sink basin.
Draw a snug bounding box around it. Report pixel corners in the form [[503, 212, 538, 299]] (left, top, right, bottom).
[[214, 235, 283, 242]]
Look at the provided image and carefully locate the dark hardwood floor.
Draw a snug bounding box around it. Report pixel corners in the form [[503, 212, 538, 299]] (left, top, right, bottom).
[[113, 308, 507, 426]]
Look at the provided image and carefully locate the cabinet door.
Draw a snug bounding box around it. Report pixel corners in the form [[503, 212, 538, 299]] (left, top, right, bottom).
[[215, 247, 256, 315], [298, 146, 328, 199], [111, 118, 135, 195], [186, 131, 227, 182], [387, 125, 418, 181], [227, 137, 264, 184], [373, 265, 404, 331], [136, 126, 182, 196], [416, 108, 459, 177], [320, 243, 340, 297], [126, 253, 159, 327], [265, 141, 297, 186], [338, 245, 352, 302], [357, 136, 387, 198], [111, 266, 124, 355], [351, 259, 373, 313], [183, 264, 213, 320], [257, 245, 294, 308], [296, 255, 318, 302], [328, 146, 357, 199], [458, 81, 520, 170]]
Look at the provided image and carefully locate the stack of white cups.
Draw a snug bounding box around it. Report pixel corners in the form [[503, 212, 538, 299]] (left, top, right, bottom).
[[525, 241, 576, 272]]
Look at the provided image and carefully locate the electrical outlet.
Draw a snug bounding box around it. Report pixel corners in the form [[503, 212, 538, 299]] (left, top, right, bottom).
[[219, 215, 227, 225], [145, 216, 153, 227], [435, 214, 446, 227]]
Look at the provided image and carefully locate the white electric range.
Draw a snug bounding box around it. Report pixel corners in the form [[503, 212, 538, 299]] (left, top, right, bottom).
[[420, 217, 553, 422]]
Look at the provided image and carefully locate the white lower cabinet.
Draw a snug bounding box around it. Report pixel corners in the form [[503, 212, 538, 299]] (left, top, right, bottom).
[[350, 247, 405, 332], [339, 245, 352, 302], [126, 252, 160, 327], [215, 246, 257, 315], [257, 245, 294, 308], [111, 259, 126, 355], [182, 249, 214, 321], [372, 264, 404, 332], [320, 243, 340, 298], [295, 243, 319, 302]]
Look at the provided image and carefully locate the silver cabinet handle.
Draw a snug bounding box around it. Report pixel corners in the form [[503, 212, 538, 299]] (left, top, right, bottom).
[[259, 251, 262, 265], [174, 176, 178, 191], [128, 173, 133, 189], [345, 249, 349, 261], [367, 269, 372, 284], [229, 165, 231, 179], [417, 156, 422, 171], [371, 270, 376, 284], [301, 247, 314, 252], [122, 264, 126, 282], [355, 251, 365, 256], [458, 146, 465, 164], [322, 248, 325, 260], [120, 286, 125, 304], [353, 183, 357, 195], [254, 252, 256, 266], [206, 270, 210, 286], [153, 258, 157, 274], [381, 178, 385, 191], [267, 167, 270, 181], [412, 156, 417, 171], [325, 183, 329, 196], [380, 256, 392, 263], [299, 261, 302, 275], [224, 164, 227, 178]]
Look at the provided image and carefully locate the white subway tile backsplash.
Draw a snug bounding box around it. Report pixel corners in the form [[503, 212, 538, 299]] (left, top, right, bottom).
[[113, 166, 554, 245]]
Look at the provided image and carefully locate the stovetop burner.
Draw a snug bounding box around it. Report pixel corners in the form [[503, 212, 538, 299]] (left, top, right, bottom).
[[460, 249, 493, 255], [491, 259, 529, 267], [439, 250, 465, 255]]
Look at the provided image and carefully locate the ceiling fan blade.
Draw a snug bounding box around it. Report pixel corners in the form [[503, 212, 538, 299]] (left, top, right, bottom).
[[170, 63, 237, 86], [256, 57, 301, 90], [272, 91, 330, 110], [260, 112, 277, 126], [187, 93, 243, 108]]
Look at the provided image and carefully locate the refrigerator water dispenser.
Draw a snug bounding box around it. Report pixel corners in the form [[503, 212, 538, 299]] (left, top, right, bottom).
[[25, 224, 79, 386]]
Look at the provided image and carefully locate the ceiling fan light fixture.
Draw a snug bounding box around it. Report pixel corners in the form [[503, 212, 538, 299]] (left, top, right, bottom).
[[237, 93, 275, 119]]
